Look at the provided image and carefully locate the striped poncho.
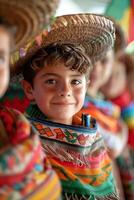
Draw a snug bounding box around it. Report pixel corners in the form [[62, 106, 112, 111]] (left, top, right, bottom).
[[26, 103, 119, 200]]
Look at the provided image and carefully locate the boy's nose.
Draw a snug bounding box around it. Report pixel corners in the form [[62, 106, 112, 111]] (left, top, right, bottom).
[[58, 83, 71, 97]]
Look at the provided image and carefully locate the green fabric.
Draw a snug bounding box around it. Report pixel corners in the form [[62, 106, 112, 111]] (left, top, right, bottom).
[[105, 0, 130, 20], [26, 103, 119, 200]]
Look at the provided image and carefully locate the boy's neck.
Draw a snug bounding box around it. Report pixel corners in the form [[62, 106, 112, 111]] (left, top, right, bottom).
[[26, 103, 73, 125], [48, 117, 73, 125]]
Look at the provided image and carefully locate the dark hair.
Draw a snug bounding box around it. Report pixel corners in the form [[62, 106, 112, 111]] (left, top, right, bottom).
[[23, 43, 92, 86]]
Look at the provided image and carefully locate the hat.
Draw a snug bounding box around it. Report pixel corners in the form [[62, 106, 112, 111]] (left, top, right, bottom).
[[0, 0, 60, 50], [42, 14, 115, 61], [0, 107, 61, 199], [11, 13, 115, 75]]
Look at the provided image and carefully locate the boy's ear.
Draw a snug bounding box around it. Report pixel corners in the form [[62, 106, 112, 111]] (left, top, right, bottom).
[[21, 80, 34, 101]]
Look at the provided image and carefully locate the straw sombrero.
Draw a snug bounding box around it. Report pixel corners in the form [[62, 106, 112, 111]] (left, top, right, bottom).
[[11, 13, 115, 75], [0, 0, 60, 50]]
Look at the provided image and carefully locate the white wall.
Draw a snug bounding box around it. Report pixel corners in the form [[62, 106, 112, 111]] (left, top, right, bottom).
[[56, 0, 110, 16]]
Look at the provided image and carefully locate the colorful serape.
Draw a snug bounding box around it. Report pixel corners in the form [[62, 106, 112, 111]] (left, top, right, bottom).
[[111, 90, 134, 147], [0, 106, 61, 200], [116, 147, 134, 200], [84, 95, 121, 119], [82, 96, 126, 158], [0, 83, 30, 113], [109, 89, 134, 199], [84, 93, 134, 200], [26, 103, 119, 200]]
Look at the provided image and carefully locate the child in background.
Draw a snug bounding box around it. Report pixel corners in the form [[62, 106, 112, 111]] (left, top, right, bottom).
[[80, 49, 127, 200], [78, 22, 129, 199], [0, 0, 61, 113], [101, 23, 134, 200], [0, 1, 61, 199], [12, 13, 119, 199], [82, 48, 127, 160]]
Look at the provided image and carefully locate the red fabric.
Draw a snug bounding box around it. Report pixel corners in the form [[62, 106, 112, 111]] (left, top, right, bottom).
[[110, 89, 131, 109], [129, 2, 134, 42], [128, 129, 134, 146]]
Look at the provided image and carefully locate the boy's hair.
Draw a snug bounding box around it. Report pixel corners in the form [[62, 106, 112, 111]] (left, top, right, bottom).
[[23, 43, 92, 86]]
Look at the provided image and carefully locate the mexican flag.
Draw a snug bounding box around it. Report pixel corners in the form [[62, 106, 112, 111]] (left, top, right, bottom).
[[105, 0, 134, 43]]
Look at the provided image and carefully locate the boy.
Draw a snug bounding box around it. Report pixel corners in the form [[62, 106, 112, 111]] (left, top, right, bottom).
[[13, 14, 119, 199]]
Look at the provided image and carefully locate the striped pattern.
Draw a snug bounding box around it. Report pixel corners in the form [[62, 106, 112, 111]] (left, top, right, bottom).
[[26, 103, 118, 199]]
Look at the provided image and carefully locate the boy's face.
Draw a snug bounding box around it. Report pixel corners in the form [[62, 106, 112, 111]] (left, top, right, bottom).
[[0, 27, 10, 97], [23, 62, 88, 125]]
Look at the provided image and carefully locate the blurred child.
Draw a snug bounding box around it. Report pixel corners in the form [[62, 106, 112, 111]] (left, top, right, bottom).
[[83, 49, 128, 159], [0, 0, 60, 112], [78, 22, 129, 199], [101, 23, 134, 200]]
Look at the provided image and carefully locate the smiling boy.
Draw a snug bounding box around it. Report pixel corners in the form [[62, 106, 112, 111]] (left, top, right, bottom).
[[22, 43, 90, 125], [12, 14, 119, 199]]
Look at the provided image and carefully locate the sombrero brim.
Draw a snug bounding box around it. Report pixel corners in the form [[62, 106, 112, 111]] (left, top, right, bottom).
[[42, 14, 115, 63], [0, 0, 59, 50], [11, 13, 115, 76]]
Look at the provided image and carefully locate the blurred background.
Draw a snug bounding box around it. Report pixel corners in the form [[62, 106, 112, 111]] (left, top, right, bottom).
[[56, 0, 109, 15]]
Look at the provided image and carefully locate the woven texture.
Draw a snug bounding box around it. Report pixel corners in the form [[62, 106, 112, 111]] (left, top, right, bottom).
[[42, 14, 115, 63], [26, 103, 119, 200], [84, 93, 134, 200], [11, 13, 115, 75], [0, 83, 30, 113], [0, 0, 59, 50]]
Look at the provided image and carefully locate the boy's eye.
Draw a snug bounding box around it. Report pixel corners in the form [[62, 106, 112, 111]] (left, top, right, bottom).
[[71, 79, 82, 85], [45, 79, 56, 84]]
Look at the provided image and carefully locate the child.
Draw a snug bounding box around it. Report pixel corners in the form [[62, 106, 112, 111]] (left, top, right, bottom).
[[100, 23, 134, 200], [12, 14, 119, 199], [80, 49, 127, 200], [0, 1, 61, 199], [83, 48, 128, 159], [0, 0, 60, 112]]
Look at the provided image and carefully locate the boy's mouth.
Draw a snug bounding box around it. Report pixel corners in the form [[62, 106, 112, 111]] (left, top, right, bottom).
[[52, 102, 75, 105]]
